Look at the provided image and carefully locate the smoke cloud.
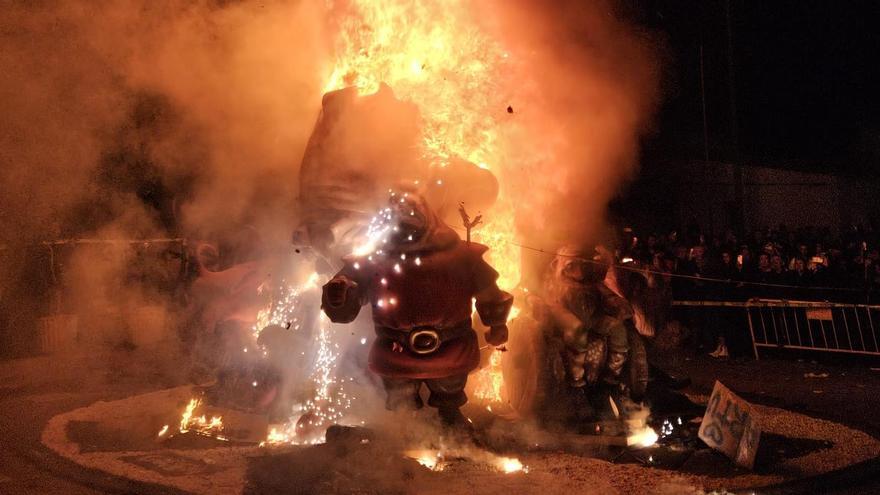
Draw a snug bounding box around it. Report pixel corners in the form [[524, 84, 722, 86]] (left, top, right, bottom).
[[1, 0, 329, 244], [0, 0, 659, 286], [484, 0, 662, 248], [0, 0, 331, 351], [0, 0, 662, 420]]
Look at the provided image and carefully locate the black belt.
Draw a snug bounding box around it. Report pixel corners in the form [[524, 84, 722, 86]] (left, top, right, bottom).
[[376, 320, 473, 355]]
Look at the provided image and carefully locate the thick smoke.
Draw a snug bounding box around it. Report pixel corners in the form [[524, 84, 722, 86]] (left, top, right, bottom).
[[0, 0, 329, 351], [0, 0, 661, 434], [481, 0, 662, 279], [1, 0, 329, 242]]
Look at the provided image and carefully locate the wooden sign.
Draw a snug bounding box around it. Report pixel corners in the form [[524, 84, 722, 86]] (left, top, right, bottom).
[[806, 308, 833, 321], [698, 381, 761, 469]]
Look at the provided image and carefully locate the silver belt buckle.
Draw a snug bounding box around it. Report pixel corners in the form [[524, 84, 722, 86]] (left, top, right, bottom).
[[408, 329, 441, 355]]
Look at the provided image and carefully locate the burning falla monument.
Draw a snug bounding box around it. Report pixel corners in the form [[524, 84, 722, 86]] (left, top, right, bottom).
[[175, 0, 666, 453], [181, 82, 660, 445], [300, 84, 514, 428], [180, 85, 511, 444], [296, 84, 659, 438]]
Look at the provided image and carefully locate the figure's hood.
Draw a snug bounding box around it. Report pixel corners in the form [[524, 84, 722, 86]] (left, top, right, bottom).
[[393, 191, 460, 254]]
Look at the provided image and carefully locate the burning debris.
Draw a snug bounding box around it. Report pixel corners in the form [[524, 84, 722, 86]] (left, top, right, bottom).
[[133, 0, 669, 484], [175, 398, 226, 441], [404, 447, 527, 474]]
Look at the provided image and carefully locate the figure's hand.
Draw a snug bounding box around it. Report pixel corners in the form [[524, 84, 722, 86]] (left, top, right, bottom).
[[485, 324, 508, 347], [325, 276, 357, 307]]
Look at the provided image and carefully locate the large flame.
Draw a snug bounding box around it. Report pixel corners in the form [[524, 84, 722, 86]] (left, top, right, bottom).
[[323, 0, 521, 290]]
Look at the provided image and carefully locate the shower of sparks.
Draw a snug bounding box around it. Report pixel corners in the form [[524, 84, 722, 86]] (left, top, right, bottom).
[[352, 202, 397, 257], [252, 272, 320, 340], [262, 312, 353, 446]]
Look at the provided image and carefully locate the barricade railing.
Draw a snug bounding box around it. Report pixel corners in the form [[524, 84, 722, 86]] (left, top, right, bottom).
[[672, 299, 880, 359]]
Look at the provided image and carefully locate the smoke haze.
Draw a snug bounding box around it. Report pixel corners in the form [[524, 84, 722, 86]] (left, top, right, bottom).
[[0, 0, 661, 365], [484, 0, 662, 247]]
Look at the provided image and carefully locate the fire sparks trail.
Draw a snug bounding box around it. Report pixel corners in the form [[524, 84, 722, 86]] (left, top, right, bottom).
[[257, 279, 352, 446], [252, 272, 320, 340], [324, 0, 521, 290], [297, 312, 352, 442]]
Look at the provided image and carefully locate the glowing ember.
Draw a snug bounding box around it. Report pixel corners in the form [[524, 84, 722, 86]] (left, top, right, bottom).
[[626, 425, 659, 448], [497, 456, 525, 474], [405, 447, 526, 474], [265, 427, 288, 445], [405, 450, 446, 471], [157, 424, 169, 437]]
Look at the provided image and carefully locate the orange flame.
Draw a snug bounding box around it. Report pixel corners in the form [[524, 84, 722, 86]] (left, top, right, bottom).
[[323, 0, 521, 290], [179, 398, 225, 439]]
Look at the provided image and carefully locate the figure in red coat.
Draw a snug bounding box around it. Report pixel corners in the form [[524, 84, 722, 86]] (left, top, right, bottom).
[[321, 190, 513, 425]]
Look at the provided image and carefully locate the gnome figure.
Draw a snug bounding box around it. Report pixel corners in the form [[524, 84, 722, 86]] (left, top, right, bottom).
[[321, 189, 512, 426]]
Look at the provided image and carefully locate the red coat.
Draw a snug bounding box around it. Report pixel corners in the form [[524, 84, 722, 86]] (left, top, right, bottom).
[[323, 241, 509, 379]]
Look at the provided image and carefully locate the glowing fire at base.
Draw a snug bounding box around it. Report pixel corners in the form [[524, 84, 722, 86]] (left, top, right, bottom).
[[404, 448, 526, 474], [178, 398, 226, 440], [470, 306, 519, 405], [497, 456, 526, 474], [405, 450, 447, 472], [626, 425, 659, 448], [472, 348, 505, 404]]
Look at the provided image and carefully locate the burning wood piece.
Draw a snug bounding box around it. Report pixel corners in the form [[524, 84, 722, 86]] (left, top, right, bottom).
[[172, 396, 269, 444]]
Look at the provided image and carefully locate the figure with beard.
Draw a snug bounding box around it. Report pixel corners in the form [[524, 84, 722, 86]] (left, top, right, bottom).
[[321, 189, 512, 426], [542, 245, 636, 419]]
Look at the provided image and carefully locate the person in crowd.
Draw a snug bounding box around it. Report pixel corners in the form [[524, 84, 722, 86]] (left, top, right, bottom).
[[787, 257, 810, 287], [717, 251, 739, 281]]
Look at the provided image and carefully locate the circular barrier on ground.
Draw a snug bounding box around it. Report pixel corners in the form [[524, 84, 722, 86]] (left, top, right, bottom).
[[42, 387, 880, 495]]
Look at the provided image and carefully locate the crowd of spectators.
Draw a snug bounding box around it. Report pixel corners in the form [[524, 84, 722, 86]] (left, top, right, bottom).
[[618, 222, 880, 302]]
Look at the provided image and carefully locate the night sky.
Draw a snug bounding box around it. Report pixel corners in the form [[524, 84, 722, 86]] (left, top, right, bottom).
[[636, 0, 880, 175]]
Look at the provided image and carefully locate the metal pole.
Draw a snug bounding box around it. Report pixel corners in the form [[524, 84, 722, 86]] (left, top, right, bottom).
[[746, 306, 759, 360], [868, 308, 879, 352], [725, 0, 745, 236], [854, 307, 866, 352], [700, 43, 710, 163]]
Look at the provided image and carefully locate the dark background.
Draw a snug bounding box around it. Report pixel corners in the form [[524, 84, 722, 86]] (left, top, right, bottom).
[[627, 0, 880, 176]]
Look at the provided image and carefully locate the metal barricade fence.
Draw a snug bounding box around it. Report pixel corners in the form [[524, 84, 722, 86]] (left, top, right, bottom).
[[672, 299, 880, 359]]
